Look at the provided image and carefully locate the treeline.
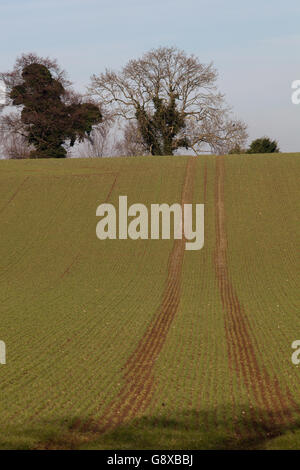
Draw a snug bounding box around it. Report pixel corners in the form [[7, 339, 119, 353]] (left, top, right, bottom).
[[0, 47, 279, 159]]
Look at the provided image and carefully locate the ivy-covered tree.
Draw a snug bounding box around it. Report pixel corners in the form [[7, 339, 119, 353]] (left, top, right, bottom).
[[90, 46, 248, 156], [135, 94, 189, 155], [2, 54, 102, 158]]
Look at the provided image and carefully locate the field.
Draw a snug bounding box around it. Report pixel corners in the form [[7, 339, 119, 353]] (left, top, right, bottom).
[[0, 153, 299, 450]]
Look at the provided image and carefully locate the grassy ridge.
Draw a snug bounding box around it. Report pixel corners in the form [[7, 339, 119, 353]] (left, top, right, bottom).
[[0, 154, 299, 449]]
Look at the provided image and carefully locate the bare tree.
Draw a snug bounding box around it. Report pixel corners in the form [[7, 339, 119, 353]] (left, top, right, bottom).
[[0, 113, 31, 159], [76, 113, 114, 157], [0, 131, 32, 159], [185, 112, 248, 155], [0, 80, 6, 111], [0, 111, 33, 159], [89, 46, 247, 155], [114, 121, 149, 156]]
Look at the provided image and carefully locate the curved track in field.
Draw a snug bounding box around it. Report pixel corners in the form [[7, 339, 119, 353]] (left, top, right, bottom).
[[80, 157, 196, 433], [87, 157, 196, 434], [38, 157, 197, 448], [214, 157, 299, 434]]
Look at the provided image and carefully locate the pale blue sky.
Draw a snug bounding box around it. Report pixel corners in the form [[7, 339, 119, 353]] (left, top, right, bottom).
[[1, 0, 300, 151]]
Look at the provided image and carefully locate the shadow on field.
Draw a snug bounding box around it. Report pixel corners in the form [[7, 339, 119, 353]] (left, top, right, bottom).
[[76, 405, 300, 450], [2, 404, 300, 450]]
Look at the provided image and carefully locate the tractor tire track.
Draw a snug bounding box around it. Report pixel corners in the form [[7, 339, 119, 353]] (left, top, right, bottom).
[[0, 176, 29, 215], [104, 175, 118, 202], [80, 157, 197, 434], [59, 175, 118, 281], [214, 156, 296, 434], [60, 253, 80, 279], [37, 159, 197, 448]]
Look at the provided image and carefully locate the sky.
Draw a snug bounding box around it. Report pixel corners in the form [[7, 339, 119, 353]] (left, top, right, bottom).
[[1, 0, 300, 151]]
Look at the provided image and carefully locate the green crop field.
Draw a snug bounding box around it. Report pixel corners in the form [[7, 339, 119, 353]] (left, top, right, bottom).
[[0, 153, 299, 450]]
